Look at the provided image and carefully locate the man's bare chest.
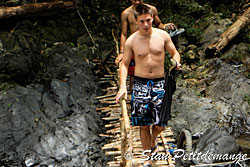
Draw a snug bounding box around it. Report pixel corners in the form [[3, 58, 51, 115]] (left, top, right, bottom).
[[127, 14, 138, 32], [127, 13, 136, 25], [133, 39, 164, 57]]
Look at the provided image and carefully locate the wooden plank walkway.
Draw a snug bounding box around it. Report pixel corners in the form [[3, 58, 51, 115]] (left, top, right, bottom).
[[96, 61, 176, 167]]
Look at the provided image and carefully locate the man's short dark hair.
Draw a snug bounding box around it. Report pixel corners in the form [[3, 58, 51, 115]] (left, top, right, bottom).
[[134, 4, 152, 20]]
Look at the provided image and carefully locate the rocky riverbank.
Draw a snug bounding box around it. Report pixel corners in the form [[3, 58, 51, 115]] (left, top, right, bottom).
[[0, 44, 110, 166]]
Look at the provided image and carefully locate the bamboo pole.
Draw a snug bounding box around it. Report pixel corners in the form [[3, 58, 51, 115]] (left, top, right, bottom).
[[112, 29, 132, 167]]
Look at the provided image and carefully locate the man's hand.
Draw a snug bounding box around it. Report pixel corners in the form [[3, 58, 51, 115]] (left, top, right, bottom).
[[176, 61, 182, 71], [164, 23, 175, 31], [165, 24, 185, 38], [171, 59, 182, 71], [115, 53, 124, 67], [115, 87, 127, 103]]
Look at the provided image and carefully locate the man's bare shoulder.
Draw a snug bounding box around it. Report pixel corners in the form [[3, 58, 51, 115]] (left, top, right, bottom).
[[125, 31, 138, 45], [153, 27, 166, 33], [122, 6, 133, 16], [153, 28, 169, 37], [144, 3, 157, 13]]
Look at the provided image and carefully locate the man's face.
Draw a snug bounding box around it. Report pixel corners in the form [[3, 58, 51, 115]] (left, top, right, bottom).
[[136, 14, 153, 34], [131, 0, 143, 7]]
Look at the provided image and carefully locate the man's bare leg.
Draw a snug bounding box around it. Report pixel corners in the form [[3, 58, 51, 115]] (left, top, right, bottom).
[[151, 125, 165, 153], [139, 126, 152, 166]]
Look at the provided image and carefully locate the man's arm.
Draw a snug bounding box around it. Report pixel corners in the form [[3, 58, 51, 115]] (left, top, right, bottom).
[[164, 32, 182, 70], [151, 6, 174, 30], [115, 38, 133, 103], [115, 11, 128, 66]]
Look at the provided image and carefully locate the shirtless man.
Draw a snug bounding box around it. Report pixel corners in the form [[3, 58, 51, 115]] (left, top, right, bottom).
[[115, 0, 174, 93], [115, 4, 181, 167]]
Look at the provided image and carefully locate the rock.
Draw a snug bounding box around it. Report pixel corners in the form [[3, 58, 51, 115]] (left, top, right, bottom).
[[174, 36, 188, 54], [181, 64, 193, 79], [170, 59, 249, 140], [182, 58, 250, 138], [0, 44, 106, 167], [187, 50, 196, 60], [236, 134, 250, 155], [200, 14, 232, 51], [222, 43, 249, 66], [192, 128, 240, 164], [169, 87, 221, 136], [185, 45, 198, 62], [32, 114, 91, 166], [201, 59, 250, 136], [190, 63, 197, 70], [187, 45, 197, 51]]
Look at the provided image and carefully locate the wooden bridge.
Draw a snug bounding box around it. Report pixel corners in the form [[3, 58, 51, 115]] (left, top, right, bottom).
[[94, 57, 176, 167], [92, 30, 250, 166]]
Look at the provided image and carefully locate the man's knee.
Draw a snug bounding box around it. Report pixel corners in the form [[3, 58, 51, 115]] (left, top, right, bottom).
[[140, 125, 150, 131], [154, 125, 165, 131]]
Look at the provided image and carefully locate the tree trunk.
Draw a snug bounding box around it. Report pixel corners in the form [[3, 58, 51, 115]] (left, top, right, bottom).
[[0, 1, 77, 20], [205, 7, 250, 56]]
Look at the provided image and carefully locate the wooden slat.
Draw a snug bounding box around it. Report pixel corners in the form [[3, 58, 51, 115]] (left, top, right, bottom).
[[99, 134, 118, 138], [106, 127, 120, 134], [102, 116, 120, 121], [160, 132, 175, 166], [102, 141, 121, 150], [106, 150, 121, 156], [105, 75, 114, 78], [100, 100, 117, 104], [105, 122, 120, 128], [95, 93, 117, 99]]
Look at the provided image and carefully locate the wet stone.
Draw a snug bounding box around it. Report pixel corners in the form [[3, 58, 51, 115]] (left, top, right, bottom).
[[0, 44, 106, 167]]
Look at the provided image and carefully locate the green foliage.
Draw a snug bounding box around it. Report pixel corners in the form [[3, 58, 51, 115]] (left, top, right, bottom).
[[174, 0, 204, 15], [0, 82, 15, 91], [213, 4, 231, 18], [247, 72, 250, 79], [229, 52, 243, 64], [81, 0, 120, 38], [244, 94, 250, 105], [240, 29, 250, 45], [196, 92, 205, 97], [184, 23, 203, 43], [158, 0, 205, 44], [0, 74, 16, 91], [163, 14, 203, 43], [164, 53, 172, 69]]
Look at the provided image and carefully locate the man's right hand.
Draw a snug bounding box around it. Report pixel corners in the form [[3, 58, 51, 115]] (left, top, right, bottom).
[[115, 87, 127, 103], [115, 53, 124, 67]]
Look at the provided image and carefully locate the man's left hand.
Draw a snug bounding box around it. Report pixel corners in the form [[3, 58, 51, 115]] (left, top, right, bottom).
[[176, 62, 182, 71]]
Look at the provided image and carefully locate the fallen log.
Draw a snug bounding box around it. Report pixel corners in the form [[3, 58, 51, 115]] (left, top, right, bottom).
[[205, 7, 250, 56], [0, 1, 77, 20]]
